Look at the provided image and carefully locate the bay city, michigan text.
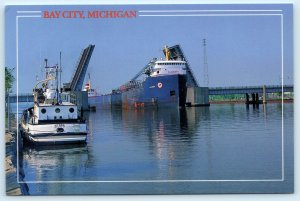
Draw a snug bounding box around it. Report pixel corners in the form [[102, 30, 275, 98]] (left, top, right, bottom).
[[43, 10, 137, 19]]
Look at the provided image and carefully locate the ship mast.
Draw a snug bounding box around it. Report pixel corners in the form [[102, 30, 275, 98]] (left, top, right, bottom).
[[56, 63, 59, 104], [165, 45, 169, 61], [88, 73, 91, 91]]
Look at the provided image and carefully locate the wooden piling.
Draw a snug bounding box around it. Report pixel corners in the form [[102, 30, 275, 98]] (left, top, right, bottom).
[[245, 93, 249, 105], [255, 93, 259, 105], [263, 85, 267, 104], [251, 93, 255, 104]]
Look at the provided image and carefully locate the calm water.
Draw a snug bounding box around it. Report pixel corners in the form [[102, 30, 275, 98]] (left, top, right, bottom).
[[17, 103, 293, 194]]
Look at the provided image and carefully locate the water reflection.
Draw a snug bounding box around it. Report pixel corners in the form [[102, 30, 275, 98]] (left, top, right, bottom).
[[22, 144, 90, 183], [86, 107, 212, 180]]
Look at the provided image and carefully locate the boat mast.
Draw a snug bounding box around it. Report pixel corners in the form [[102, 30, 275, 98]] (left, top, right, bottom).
[[88, 73, 91, 91], [56, 63, 59, 104], [60, 51, 63, 93], [45, 59, 48, 79]]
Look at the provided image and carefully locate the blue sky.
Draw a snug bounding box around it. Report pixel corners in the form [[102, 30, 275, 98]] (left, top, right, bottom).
[[5, 4, 293, 94]]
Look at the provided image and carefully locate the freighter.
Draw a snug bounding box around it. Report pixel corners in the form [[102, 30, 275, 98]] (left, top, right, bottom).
[[88, 45, 188, 109]]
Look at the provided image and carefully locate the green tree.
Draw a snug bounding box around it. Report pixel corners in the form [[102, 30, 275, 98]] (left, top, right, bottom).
[[5, 67, 15, 93]]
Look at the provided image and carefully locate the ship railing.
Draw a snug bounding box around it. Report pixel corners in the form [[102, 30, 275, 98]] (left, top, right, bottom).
[[131, 59, 157, 81], [121, 80, 143, 91]]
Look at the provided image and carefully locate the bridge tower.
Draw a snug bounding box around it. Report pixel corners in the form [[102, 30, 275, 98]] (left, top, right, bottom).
[[61, 45, 95, 111], [67, 44, 95, 91]]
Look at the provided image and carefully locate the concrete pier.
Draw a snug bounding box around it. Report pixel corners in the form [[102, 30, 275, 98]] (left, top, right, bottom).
[[186, 87, 210, 107], [67, 91, 89, 112]]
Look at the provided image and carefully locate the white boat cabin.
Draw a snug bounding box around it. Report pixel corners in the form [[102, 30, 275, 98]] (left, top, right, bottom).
[[33, 103, 78, 122], [150, 60, 187, 77]]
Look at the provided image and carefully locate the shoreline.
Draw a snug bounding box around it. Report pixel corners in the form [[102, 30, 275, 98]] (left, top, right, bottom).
[[5, 127, 29, 195]]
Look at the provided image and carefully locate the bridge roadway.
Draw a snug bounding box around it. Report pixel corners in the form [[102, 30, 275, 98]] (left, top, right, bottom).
[[7, 85, 293, 103], [208, 85, 293, 95]]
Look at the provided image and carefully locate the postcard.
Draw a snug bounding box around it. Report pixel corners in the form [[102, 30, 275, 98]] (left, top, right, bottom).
[[5, 4, 293, 195]]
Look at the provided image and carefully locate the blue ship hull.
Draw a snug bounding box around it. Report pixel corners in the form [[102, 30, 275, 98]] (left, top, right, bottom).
[[89, 74, 187, 109]]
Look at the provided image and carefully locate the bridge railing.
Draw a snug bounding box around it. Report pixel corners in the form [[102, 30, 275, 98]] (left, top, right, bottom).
[[209, 85, 293, 90], [208, 85, 293, 95], [7, 93, 34, 103]]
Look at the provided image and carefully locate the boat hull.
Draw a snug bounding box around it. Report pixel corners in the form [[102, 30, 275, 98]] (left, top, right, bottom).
[[89, 74, 187, 109], [20, 123, 87, 145]]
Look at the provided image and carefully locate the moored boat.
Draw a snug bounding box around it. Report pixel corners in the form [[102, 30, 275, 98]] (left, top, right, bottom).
[[20, 59, 87, 145]]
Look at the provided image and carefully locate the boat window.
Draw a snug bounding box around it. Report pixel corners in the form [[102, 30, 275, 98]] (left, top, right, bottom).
[[69, 108, 75, 113], [170, 90, 176, 96], [41, 108, 46, 114], [55, 108, 60, 113]]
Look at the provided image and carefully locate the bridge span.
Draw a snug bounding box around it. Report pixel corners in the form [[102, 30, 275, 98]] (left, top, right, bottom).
[[208, 85, 293, 95]]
